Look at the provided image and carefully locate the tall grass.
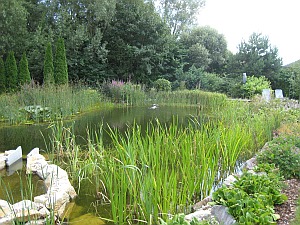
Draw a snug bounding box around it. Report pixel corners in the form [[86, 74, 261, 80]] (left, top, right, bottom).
[[47, 99, 281, 224], [147, 90, 227, 110], [0, 82, 112, 125]]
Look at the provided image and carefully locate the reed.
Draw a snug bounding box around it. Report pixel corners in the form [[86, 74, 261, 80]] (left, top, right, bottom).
[[46, 98, 282, 224], [0, 83, 112, 125]]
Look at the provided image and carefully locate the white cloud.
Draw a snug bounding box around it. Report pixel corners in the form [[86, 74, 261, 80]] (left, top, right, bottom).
[[197, 0, 300, 65]]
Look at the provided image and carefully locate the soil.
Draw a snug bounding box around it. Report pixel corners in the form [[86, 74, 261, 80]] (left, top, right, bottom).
[[275, 179, 300, 225]]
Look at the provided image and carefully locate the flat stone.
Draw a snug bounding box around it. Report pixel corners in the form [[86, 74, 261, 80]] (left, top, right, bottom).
[[14, 209, 40, 223], [244, 157, 257, 170], [211, 205, 236, 225], [185, 207, 212, 221], [6, 146, 22, 166], [223, 175, 237, 187], [193, 196, 212, 211]]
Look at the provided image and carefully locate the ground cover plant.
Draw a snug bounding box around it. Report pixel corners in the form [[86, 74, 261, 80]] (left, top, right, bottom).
[[212, 164, 287, 224]]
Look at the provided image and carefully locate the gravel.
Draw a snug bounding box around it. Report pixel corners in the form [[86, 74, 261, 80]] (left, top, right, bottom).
[[275, 179, 300, 225]]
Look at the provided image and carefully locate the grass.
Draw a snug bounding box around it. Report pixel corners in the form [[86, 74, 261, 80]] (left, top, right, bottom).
[[46, 97, 282, 225], [0, 82, 113, 125]]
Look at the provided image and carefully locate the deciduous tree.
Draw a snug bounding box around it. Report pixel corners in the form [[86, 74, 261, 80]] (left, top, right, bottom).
[[153, 0, 205, 36]]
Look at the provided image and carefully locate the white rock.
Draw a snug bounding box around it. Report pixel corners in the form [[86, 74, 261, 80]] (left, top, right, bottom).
[[223, 175, 237, 187], [0, 153, 6, 170], [26, 154, 48, 175], [5, 146, 22, 166], [27, 148, 40, 157], [0, 216, 13, 225], [0, 200, 13, 217], [45, 190, 70, 213], [185, 207, 212, 221]]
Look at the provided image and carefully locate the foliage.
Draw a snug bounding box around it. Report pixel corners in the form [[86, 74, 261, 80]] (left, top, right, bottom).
[[0, 57, 5, 93], [242, 75, 271, 98], [154, 0, 205, 36], [54, 37, 68, 85], [48, 97, 282, 224], [0, 83, 108, 124], [256, 136, 300, 179], [153, 78, 172, 91], [43, 42, 55, 85], [232, 33, 282, 88], [212, 168, 286, 224], [180, 26, 228, 73], [5, 51, 18, 92], [0, 0, 28, 56], [18, 52, 31, 85], [103, 0, 173, 83], [101, 80, 146, 104]]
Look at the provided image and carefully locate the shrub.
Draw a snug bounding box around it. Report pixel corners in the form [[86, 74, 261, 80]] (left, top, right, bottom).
[[153, 78, 171, 91], [256, 136, 300, 179], [43, 42, 55, 85], [0, 57, 5, 93], [242, 76, 271, 98], [54, 37, 68, 85], [5, 51, 18, 92], [18, 52, 31, 85]]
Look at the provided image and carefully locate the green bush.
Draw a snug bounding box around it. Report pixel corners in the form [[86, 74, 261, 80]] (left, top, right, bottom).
[[0, 57, 5, 93], [43, 42, 55, 85], [153, 78, 171, 91], [5, 51, 18, 92], [18, 52, 31, 85], [212, 167, 286, 224], [242, 76, 271, 98], [54, 37, 68, 85], [256, 136, 300, 179]]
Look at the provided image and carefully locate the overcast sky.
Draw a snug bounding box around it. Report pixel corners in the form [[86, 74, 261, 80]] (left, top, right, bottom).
[[197, 0, 300, 65]]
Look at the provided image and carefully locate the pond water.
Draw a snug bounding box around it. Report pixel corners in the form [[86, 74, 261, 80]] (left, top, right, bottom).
[[0, 105, 204, 224], [0, 106, 203, 155]]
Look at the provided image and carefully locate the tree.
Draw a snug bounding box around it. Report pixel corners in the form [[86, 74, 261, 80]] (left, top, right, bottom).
[[153, 0, 205, 36], [54, 38, 68, 85], [0, 0, 29, 57], [18, 52, 31, 85], [180, 26, 228, 73], [5, 51, 18, 92], [233, 33, 282, 87], [103, 0, 173, 83], [0, 57, 5, 93], [43, 42, 55, 85]]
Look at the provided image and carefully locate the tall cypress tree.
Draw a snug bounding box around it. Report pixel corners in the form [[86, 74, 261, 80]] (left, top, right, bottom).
[[43, 42, 55, 85], [54, 38, 68, 85], [5, 51, 18, 92], [0, 57, 5, 93], [18, 52, 31, 85]]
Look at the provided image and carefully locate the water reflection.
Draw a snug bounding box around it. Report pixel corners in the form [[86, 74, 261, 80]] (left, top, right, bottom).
[[0, 106, 202, 155]]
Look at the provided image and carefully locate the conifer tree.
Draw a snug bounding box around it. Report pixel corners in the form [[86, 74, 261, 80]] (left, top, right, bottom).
[[54, 38, 68, 85], [5, 51, 18, 92], [43, 42, 55, 85], [18, 52, 31, 85], [0, 57, 5, 93]]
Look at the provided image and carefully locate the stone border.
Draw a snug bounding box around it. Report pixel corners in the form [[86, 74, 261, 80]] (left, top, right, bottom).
[[0, 148, 77, 224], [184, 143, 268, 225]]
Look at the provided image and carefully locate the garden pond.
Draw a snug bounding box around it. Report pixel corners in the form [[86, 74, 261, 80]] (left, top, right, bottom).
[[0, 105, 207, 224]]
